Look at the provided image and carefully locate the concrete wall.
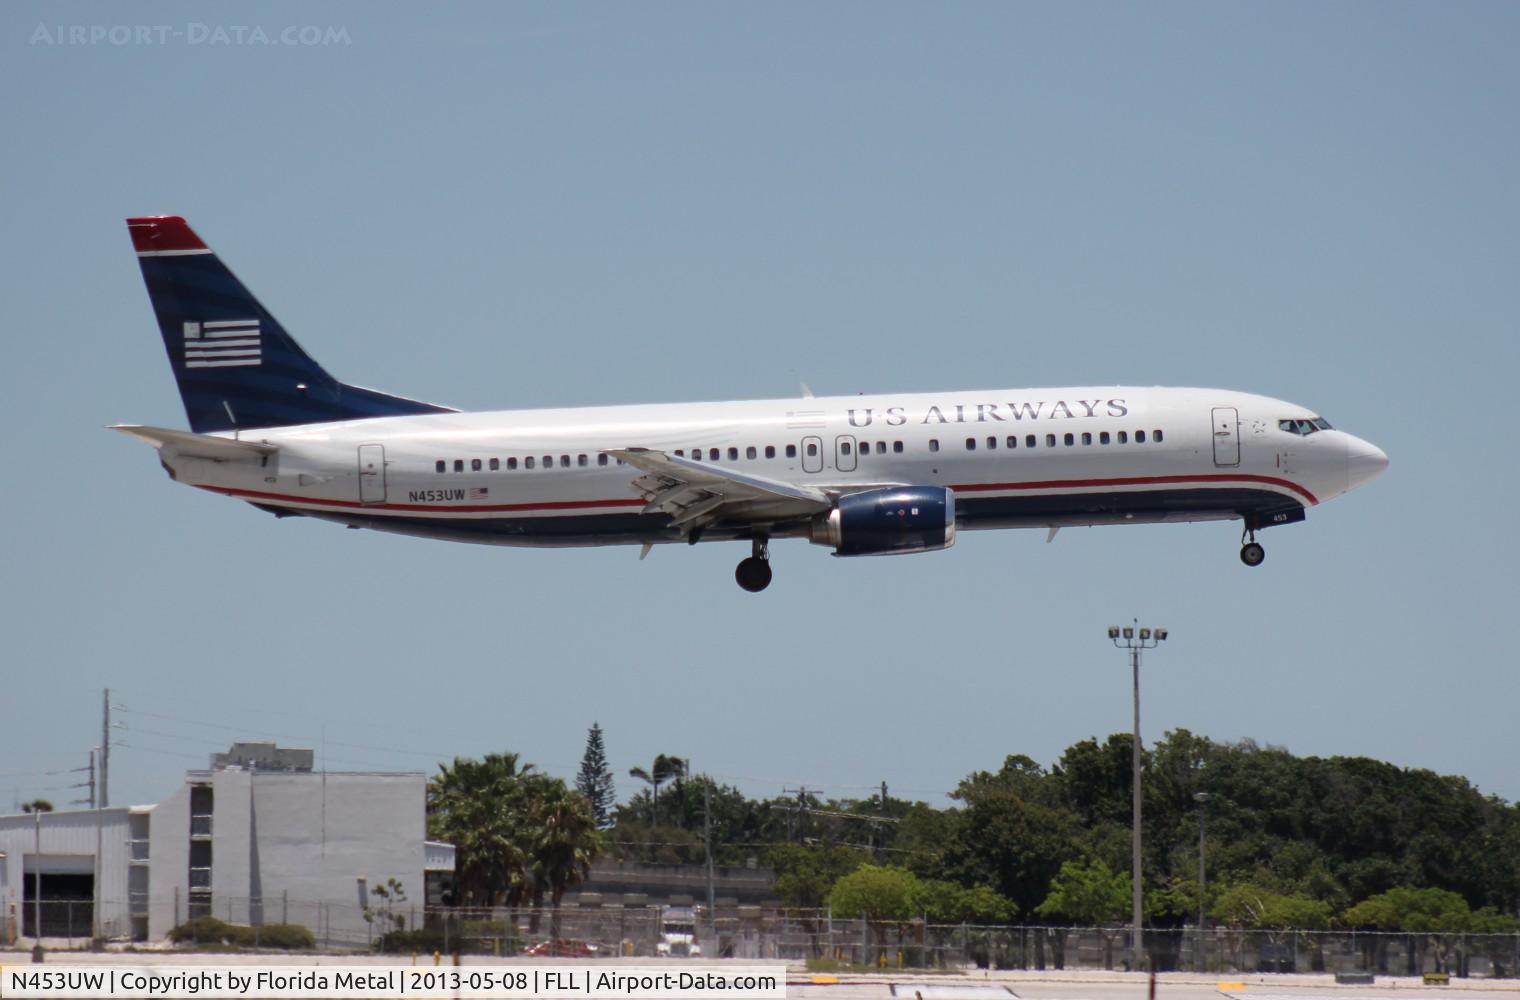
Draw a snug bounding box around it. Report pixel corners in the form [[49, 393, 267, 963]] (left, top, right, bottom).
[[147, 783, 189, 939], [8, 769, 431, 945]]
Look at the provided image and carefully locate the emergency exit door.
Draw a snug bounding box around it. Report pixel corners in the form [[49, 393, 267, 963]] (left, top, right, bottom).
[[1211, 407, 1240, 467], [358, 444, 387, 503]]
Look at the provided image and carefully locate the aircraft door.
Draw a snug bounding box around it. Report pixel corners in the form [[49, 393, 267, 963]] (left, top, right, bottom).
[[801, 436, 824, 474], [358, 444, 387, 504], [835, 435, 857, 473], [1211, 407, 1240, 467]]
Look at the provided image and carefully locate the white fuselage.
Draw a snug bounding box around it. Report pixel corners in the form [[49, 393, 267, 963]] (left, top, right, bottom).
[[156, 385, 1386, 550]]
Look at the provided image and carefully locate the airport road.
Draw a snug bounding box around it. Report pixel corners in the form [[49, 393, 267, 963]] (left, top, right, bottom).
[[3, 955, 1520, 1000], [785, 974, 1520, 999]]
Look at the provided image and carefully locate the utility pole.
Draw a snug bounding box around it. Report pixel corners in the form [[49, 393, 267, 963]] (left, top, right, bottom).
[[703, 777, 715, 917], [32, 808, 44, 962], [100, 689, 110, 809], [773, 787, 819, 843]]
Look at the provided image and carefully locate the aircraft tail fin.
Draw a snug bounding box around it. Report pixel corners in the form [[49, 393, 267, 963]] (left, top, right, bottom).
[[127, 216, 454, 433]]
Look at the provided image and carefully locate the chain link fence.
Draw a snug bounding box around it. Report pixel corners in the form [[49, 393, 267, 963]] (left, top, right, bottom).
[[10, 898, 1520, 978], [763, 913, 1520, 978]]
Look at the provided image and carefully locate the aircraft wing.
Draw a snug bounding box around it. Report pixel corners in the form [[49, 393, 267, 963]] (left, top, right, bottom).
[[112, 424, 278, 460], [605, 447, 831, 532]]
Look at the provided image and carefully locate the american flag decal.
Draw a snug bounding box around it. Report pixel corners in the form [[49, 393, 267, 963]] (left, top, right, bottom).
[[183, 319, 261, 368], [468, 487, 489, 500]]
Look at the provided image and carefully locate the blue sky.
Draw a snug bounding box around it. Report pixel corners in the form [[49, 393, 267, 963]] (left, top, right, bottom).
[[3, 2, 1517, 812]]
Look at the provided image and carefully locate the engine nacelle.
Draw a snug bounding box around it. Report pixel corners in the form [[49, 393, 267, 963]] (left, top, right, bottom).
[[810, 486, 957, 556]]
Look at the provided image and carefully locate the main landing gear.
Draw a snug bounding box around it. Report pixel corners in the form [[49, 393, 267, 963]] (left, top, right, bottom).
[[1240, 525, 1265, 567], [736, 536, 772, 593]]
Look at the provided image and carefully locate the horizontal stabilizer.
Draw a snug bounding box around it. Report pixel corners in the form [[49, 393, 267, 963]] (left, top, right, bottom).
[[111, 424, 278, 460]]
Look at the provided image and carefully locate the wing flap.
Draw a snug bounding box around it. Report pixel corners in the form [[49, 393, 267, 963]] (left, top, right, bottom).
[[606, 447, 831, 533]]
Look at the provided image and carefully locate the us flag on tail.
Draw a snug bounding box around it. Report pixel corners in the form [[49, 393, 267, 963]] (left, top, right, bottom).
[[183, 319, 260, 368]]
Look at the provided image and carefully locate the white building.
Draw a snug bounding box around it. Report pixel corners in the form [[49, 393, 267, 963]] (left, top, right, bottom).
[[1, 753, 451, 947]]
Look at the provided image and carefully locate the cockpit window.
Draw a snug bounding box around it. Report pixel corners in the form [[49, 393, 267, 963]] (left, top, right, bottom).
[[1279, 416, 1333, 436]]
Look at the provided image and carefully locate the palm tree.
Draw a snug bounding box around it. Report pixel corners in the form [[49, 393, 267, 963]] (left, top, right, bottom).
[[628, 755, 686, 826], [427, 753, 538, 908], [529, 781, 602, 940]]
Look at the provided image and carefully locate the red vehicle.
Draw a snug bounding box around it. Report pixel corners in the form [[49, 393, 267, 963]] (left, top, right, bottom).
[[525, 939, 598, 957]]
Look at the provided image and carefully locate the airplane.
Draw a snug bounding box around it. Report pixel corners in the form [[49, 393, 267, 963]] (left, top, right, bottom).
[[115, 215, 1388, 592]]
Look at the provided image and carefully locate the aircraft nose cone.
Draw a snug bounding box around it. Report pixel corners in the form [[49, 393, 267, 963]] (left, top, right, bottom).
[[1345, 435, 1389, 489]]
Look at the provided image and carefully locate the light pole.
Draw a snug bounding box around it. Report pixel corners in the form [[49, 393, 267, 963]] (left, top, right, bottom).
[[1107, 620, 1168, 971], [32, 808, 44, 963], [1194, 791, 1211, 972]]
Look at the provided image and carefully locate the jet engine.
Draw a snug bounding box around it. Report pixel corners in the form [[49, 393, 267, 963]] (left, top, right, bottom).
[[810, 486, 957, 556]]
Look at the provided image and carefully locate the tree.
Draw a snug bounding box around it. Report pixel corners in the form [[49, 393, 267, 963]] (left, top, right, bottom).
[[1035, 859, 1131, 924], [828, 865, 919, 923], [915, 879, 1018, 924], [941, 782, 1081, 916], [21, 799, 53, 813], [1214, 883, 1331, 930], [627, 754, 686, 826], [575, 723, 615, 829], [529, 779, 602, 938], [427, 753, 538, 907], [770, 843, 868, 909], [1343, 886, 1472, 932]]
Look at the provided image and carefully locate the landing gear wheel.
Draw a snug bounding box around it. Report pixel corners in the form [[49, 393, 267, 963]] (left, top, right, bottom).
[[735, 557, 772, 592], [1240, 542, 1266, 567]]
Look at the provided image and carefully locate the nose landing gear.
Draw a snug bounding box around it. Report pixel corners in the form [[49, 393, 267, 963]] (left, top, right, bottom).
[[1240, 525, 1265, 567], [735, 536, 772, 592]]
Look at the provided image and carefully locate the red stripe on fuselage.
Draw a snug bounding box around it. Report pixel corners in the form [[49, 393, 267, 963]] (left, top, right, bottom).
[[949, 473, 1318, 506], [201, 484, 646, 513], [200, 472, 1314, 516]]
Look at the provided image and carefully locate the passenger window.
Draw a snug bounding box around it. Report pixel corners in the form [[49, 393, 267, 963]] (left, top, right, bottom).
[[929, 439, 940, 453], [746, 446, 757, 460], [987, 436, 997, 450], [489, 458, 500, 471], [1064, 433, 1075, 446], [558, 455, 568, 468], [728, 447, 739, 460], [1099, 432, 1110, 445], [435, 460, 446, 474], [675, 450, 685, 457], [691, 450, 702, 461], [453, 460, 464, 473], [786, 444, 797, 458], [1136, 431, 1146, 443], [1045, 434, 1056, 447], [472, 458, 482, 471], [1081, 433, 1092, 446], [706, 448, 717, 461], [525, 456, 535, 469], [765, 445, 776, 459], [508, 457, 518, 470], [877, 441, 887, 454], [806, 442, 818, 457], [1006, 436, 1017, 449], [1154, 429, 1164, 443], [597, 454, 608, 466], [843, 441, 854, 455], [542, 455, 553, 468], [1117, 431, 1127, 444], [965, 438, 976, 451], [893, 441, 904, 453], [578, 454, 588, 467]]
